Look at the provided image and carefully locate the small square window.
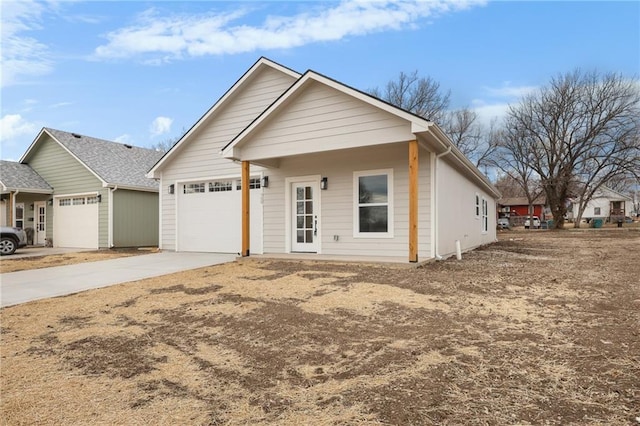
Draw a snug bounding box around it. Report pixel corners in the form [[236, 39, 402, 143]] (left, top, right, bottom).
[[184, 183, 205, 194], [594, 207, 601, 215]]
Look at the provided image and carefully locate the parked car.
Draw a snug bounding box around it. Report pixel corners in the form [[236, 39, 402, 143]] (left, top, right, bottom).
[[0, 227, 28, 256], [497, 218, 511, 230], [524, 216, 541, 229]]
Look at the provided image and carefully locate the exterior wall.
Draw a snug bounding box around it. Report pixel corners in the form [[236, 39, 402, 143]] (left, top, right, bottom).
[[112, 189, 159, 247], [0, 199, 6, 226], [504, 205, 544, 218], [261, 143, 432, 259], [12, 193, 49, 243], [25, 134, 109, 247], [575, 196, 629, 219], [159, 67, 297, 250], [437, 158, 496, 258], [239, 81, 416, 161]]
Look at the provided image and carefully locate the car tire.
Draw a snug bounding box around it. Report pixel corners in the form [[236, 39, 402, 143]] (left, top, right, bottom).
[[0, 237, 17, 256]]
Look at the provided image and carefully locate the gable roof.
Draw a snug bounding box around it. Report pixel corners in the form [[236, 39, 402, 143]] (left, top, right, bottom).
[[147, 57, 301, 178], [0, 160, 53, 194], [222, 68, 500, 199], [21, 128, 163, 191], [593, 186, 633, 201], [221, 69, 432, 155]]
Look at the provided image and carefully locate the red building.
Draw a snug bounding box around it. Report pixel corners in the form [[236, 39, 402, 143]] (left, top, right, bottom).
[[498, 197, 547, 223]]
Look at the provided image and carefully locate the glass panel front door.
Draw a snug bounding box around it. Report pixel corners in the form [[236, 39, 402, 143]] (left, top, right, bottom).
[[292, 181, 319, 252], [35, 202, 46, 245]]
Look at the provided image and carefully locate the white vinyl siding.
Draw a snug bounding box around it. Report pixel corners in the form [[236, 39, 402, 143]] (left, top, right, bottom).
[[437, 159, 496, 258], [159, 66, 297, 250], [237, 81, 416, 161], [262, 144, 432, 258]]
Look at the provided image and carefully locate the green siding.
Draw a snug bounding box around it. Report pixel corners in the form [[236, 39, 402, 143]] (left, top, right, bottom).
[[113, 189, 158, 247], [25, 135, 109, 247]]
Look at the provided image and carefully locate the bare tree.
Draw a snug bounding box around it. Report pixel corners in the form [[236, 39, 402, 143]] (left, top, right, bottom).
[[150, 126, 188, 152], [494, 173, 526, 198], [441, 108, 500, 169], [494, 127, 545, 228], [503, 69, 640, 229], [369, 70, 450, 123]]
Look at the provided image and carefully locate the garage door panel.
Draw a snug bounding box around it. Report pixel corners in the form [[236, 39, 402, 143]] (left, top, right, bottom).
[[53, 196, 99, 248], [178, 185, 262, 254]]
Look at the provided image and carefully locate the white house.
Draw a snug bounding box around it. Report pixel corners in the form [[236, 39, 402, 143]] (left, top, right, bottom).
[[147, 58, 500, 263], [572, 186, 633, 222]]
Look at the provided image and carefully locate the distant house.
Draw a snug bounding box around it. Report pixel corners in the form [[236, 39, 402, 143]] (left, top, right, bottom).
[[0, 128, 163, 248], [148, 57, 500, 262], [571, 187, 633, 223], [498, 196, 547, 224]]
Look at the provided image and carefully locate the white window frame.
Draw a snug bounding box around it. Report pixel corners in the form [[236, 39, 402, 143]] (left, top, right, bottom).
[[482, 197, 488, 233], [353, 169, 394, 238], [475, 193, 480, 219]]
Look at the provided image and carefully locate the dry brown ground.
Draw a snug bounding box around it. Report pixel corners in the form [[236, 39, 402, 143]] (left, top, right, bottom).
[[0, 249, 154, 273], [1, 230, 639, 425]]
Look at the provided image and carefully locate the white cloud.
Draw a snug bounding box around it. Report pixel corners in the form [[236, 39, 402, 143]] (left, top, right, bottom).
[[149, 116, 173, 137], [93, 1, 486, 61], [469, 82, 539, 124], [50, 101, 73, 108], [114, 134, 133, 144], [0, 114, 39, 143], [483, 82, 537, 99], [1, 0, 53, 87]]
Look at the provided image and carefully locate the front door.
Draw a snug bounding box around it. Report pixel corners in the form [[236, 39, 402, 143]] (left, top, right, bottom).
[[34, 202, 46, 245], [291, 181, 319, 253]]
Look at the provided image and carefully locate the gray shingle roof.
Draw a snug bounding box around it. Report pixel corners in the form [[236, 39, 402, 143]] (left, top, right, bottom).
[[0, 160, 53, 192], [44, 128, 163, 190]]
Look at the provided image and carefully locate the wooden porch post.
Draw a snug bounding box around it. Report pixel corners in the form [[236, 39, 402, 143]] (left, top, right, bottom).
[[241, 161, 250, 257], [8, 191, 14, 226], [409, 140, 418, 263]]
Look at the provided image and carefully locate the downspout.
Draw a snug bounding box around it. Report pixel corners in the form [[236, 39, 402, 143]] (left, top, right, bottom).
[[108, 185, 118, 248], [433, 147, 451, 260]]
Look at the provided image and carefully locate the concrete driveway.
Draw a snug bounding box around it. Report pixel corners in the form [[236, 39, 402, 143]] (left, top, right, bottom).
[[0, 251, 236, 308]]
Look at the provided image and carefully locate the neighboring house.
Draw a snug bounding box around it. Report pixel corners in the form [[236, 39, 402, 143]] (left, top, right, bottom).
[[148, 57, 500, 262], [571, 187, 633, 223], [498, 196, 547, 225], [0, 128, 163, 248]]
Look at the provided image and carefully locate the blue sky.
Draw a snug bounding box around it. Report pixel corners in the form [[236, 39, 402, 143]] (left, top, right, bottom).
[[1, 0, 638, 161]]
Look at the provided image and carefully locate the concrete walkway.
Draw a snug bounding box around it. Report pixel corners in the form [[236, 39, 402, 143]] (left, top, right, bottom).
[[0, 252, 236, 308]]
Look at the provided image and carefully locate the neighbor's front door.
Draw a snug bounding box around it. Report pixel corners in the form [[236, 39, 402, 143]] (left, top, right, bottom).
[[291, 181, 319, 253], [34, 202, 46, 245]]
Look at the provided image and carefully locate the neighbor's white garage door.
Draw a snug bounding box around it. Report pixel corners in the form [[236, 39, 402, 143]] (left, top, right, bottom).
[[53, 195, 99, 248], [177, 178, 263, 253]]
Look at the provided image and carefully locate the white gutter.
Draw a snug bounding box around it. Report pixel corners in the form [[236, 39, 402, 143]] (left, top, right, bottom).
[[108, 185, 118, 248]]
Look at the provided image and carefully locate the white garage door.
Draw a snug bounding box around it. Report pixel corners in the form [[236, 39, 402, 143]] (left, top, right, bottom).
[[53, 195, 99, 248], [177, 178, 263, 253]]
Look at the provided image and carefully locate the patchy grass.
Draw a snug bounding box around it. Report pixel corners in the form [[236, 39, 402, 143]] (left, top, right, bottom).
[[1, 230, 639, 425]]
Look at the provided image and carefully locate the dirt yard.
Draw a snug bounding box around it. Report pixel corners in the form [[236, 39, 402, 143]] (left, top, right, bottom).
[[1, 230, 638, 425], [0, 248, 153, 273]]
